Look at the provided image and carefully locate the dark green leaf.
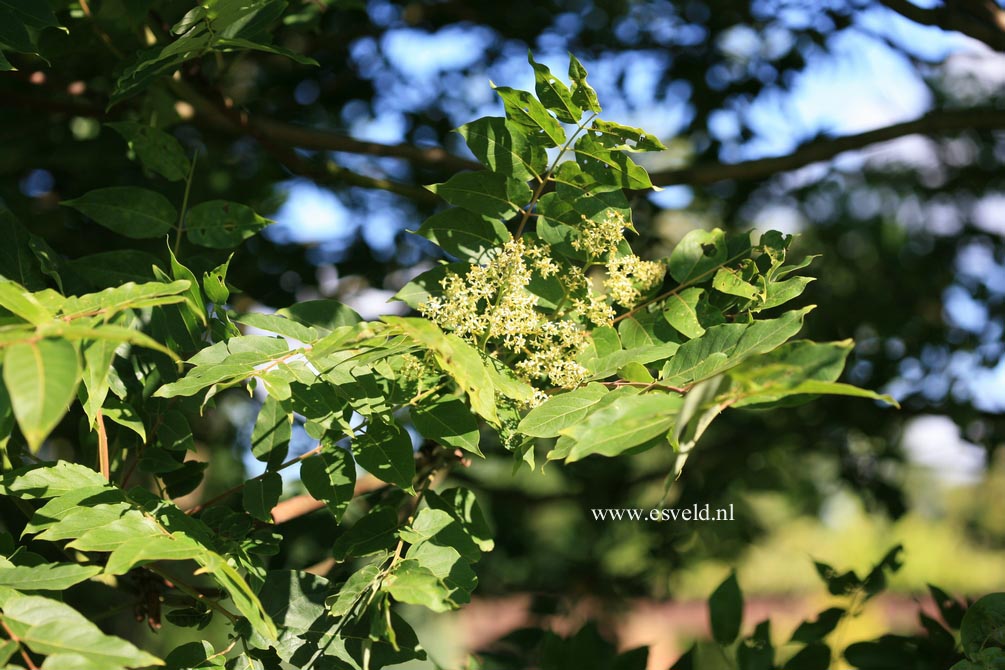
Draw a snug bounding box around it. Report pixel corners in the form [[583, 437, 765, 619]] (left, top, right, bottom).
[[106, 122, 191, 181], [416, 207, 511, 263], [186, 200, 272, 248], [457, 116, 548, 181], [62, 187, 177, 239], [251, 396, 291, 467], [709, 570, 743, 645], [427, 171, 532, 219], [331, 506, 399, 560], [243, 471, 282, 522], [493, 86, 565, 146], [353, 418, 415, 491], [528, 52, 581, 123], [300, 437, 356, 522], [568, 54, 601, 113], [961, 593, 1005, 659], [411, 397, 482, 456]]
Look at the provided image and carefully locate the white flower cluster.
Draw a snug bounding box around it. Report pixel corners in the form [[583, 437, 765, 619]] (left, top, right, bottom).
[[604, 255, 666, 308], [420, 239, 590, 388], [571, 210, 627, 258]]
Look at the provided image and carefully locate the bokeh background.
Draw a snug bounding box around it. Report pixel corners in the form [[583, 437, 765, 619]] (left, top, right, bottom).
[[3, 1, 1005, 667]]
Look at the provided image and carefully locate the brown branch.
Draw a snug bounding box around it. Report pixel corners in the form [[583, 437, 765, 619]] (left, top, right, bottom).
[[651, 107, 1005, 187], [878, 0, 1005, 52], [168, 79, 443, 203], [270, 475, 387, 524], [248, 115, 480, 173]]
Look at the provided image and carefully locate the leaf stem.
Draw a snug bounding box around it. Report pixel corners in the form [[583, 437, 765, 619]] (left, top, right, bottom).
[[611, 248, 751, 324], [0, 616, 38, 670], [96, 409, 110, 481], [174, 151, 199, 256]]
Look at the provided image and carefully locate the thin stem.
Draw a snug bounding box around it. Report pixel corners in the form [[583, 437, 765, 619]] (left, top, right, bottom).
[[96, 409, 110, 481], [611, 248, 751, 324], [514, 113, 590, 241], [0, 617, 38, 670], [174, 152, 198, 255], [185, 443, 324, 515], [147, 566, 238, 623]]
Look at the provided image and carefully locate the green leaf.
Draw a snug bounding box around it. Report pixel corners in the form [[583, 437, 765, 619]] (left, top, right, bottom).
[[0, 11, 33, 53], [385, 559, 457, 612], [102, 398, 146, 440], [202, 255, 232, 305], [713, 266, 760, 300], [493, 85, 565, 146], [353, 418, 416, 491], [256, 570, 329, 637], [562, 392, 681, 462], [67, 250, 164, 288], [251, 396, 291, 467], [62, 187, 177, 239], [416, 207, 511, 263], [662, 309, 812, 386], [186, 200, 272, 248], [568, 54, 601, 113], [574, 133, 654, 191], [328, 563, 382, 617], [80, 336, 119, 427], [457, 116, 548, 181], [0, 593, 162, 667], [106, 122, 191, 181], [0, 563, 100, 591], [709, 570, 743, 644], [427, 171, 532, 219], [590, 119, 666, 152], [300, 437, 356, 522], [0, 0, 59, 30], [104, 533, 204, 576], [384, 316, 498, 425], [236, 312, 319, 343], [790, 607, 845, 644], [411, 397, 482, 456], [663, 287, 706, 339], [668, 228, 728, 284], [243, 471, 282, 522], [404, 541, 476, 608], [518, 382, 608, 438], [158, 410, 194, 452], [738, 620, 774, 670], [425, 487, 494, 553], [784, 643, 831, 670], [0, 208, 47, 289], [331, 506, 399, 561], [60, 280, 191, 319], [3, 339, 81, 452], [0, 279, 53, 323], [213, 37, 319, 66], [528, 52, 581, 123], [961, 593, 1005, 659], [2, 462, 106, 499], [276, 299, 361, 335]]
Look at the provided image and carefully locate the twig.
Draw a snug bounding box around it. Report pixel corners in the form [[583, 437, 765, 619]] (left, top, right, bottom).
[[96, 409, 110, 481], [0, 617, 38, 670]]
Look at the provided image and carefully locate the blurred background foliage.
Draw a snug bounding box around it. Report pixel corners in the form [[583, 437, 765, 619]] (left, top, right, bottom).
[[3, 0, 1005, 666]]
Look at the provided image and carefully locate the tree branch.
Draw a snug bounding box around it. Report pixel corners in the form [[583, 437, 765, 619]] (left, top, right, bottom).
[[878, 0, 1005, 52], [168, 79, 441, 204], [650, 107, 1005, 187]]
